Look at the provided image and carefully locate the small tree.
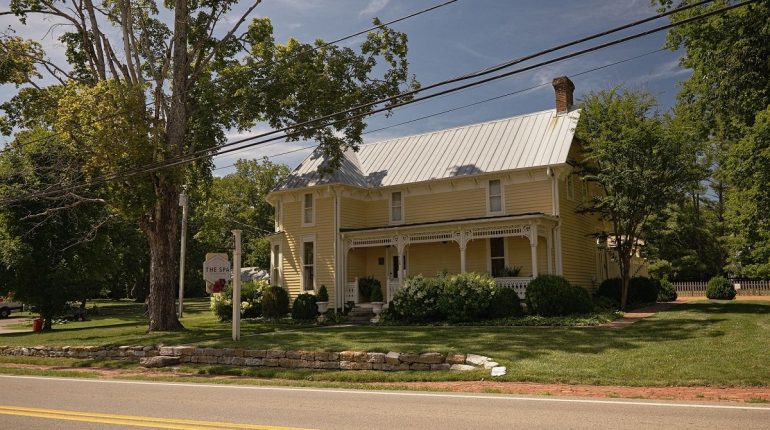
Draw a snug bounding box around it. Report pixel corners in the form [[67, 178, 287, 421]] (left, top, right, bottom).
[[576, 88, 698, 310]]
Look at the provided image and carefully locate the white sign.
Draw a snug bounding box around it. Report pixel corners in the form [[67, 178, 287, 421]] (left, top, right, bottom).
[[203, 253, 231, 285]]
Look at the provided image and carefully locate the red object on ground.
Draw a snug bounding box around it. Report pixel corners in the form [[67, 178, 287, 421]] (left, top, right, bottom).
[[32, 318, 43, 332]]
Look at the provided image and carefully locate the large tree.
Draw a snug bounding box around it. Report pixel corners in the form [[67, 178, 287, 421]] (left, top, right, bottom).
[[576, 88, 699, 309], [658, 0, 770, 278], [1, 1, 418, 330]]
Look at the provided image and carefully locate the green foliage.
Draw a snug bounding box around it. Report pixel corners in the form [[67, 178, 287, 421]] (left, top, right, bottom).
[[291, 293, 318, 320], [358, 276, 380, 302], [725, 107, 770, 278], [576, 88, 699, 308], [209, 279, 267, 321], [526, 275, 592, 317], [487, 286, 524, 318], [629, 277, 659, 304], [596, 277, 660, 307], [262, 286, 290, 319], [657, 278, 678, 302], [706, 276, 736, 300], [501, 266, 522, 277], [370, 283, 383, 303], [317, 285, 329, 303], [437, 272, 496, 323], [193, 159, 290, 270], [389, 275, 444, 323]]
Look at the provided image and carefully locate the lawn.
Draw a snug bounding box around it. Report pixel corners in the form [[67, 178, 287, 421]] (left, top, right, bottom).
[[2, 299, 769, 387]]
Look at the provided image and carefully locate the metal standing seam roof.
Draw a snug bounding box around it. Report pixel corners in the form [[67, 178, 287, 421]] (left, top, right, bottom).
[[276, 108, 580, 191]]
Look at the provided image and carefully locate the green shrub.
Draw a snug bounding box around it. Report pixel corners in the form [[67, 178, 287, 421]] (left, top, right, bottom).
[[437, 272, 496, 322], [630, 276, 659, 304], [595, 276, 659, 307], [487, 286, 524, 318], [291, 293, 318, 320], [317, 285, 329, 302], [358, 276, 380, 302], [209, 280, 268, 321], [210, 290, 233, 322], [706, 276, 736, 300], [390, 275, 444, 322], [262, 286, 290, 319], [526, 275, 592, 316], [657, 278, 678, 302], [370, 283, 383, 302]]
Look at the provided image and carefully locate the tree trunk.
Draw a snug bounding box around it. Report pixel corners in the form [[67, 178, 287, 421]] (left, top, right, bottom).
[[619, 254, 631, 311], [146, 180, 183, 331], [144, 0, 188, 332]]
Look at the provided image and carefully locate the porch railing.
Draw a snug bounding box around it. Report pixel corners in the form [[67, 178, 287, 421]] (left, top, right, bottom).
[[495, 277, 532, 300], [387, 279, 400, 302], [345, 279, 358, 304]]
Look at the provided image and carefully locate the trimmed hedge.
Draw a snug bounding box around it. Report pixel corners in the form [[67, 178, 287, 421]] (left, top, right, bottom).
[[595, 276, 659, 308], [262, 286, 290, 319], [291, 293, 318, 320], [525, 274, 592, 316], [487, 285, 524, 318], [317, 285, 329, 302], [657, 278, 678, 302], [437, 272, 496, 322], [706, 276, 736, 300], [209, 280, 267, 321]]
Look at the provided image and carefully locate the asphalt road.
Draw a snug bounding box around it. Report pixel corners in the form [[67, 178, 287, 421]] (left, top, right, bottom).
[[1, 375, 769, 429]]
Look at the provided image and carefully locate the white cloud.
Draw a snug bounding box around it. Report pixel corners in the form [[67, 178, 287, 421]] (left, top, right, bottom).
[[359, 0, 390, 18]]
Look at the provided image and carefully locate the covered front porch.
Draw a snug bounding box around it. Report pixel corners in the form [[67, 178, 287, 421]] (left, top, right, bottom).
[[340, 215, 560, 304]]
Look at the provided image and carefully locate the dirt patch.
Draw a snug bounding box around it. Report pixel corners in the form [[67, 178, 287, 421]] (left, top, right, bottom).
[[2, 363, 768, 404], [0, 316, 31, 334]]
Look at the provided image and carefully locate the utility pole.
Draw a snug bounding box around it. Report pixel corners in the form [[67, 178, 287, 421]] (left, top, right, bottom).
[[178, 187, 188, 318], [232, 229, 242, 341]]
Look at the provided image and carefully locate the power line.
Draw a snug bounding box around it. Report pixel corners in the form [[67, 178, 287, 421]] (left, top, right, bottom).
[[0, 0, 754, 204], [0, 0, 460, 155], [211, 48, 668, 172]]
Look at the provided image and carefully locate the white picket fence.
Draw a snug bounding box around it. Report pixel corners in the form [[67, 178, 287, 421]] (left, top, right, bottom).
[[673, 279, 770, 296]]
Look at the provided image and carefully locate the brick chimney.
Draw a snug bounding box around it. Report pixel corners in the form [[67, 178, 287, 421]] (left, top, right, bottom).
[[552, 76, 575, 114]]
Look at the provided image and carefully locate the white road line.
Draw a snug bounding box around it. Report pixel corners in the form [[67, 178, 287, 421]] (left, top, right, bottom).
[[2, 374, 769, 412]]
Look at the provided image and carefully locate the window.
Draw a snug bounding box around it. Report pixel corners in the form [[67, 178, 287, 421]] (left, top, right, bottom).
[[390, 191, 403, 223], [271, 244, 281, 285], [303, 193, 314, 225], [490, 237, 505, 277], [488, 179, 503, 213], [566, 174, 575, 200], [302, 241, 314, 291]]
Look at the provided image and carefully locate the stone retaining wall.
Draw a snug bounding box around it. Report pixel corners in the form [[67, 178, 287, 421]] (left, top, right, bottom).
[[0, 345, 498, 372]]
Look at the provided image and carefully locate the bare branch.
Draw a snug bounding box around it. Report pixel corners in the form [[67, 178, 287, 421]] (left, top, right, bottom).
[[60, 213, 116, 252]]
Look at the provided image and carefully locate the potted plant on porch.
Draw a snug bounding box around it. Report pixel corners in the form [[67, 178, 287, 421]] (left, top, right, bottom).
[[316, 285, 330, 313], [370, 284, 384, 322]]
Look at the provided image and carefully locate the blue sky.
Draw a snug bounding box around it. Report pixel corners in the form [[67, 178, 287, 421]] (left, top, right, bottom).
[[0, 0, 691, 174]]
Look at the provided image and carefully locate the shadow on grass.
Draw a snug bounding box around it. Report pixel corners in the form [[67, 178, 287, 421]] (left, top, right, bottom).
[[677, 302, 770, 315]]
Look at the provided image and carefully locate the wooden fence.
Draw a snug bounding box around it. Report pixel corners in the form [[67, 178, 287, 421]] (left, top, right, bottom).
[[673, 279, 770, 296]]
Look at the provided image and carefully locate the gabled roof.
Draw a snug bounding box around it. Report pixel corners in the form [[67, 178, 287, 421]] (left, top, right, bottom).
[[277, 108, 580, 191]]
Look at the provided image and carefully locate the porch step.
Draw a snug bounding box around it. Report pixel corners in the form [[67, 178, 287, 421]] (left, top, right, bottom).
[[347, 306, 375, 325]]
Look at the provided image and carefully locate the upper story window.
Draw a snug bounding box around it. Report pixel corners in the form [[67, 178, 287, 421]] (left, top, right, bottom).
[[566, 174, 575, 200], [390, 191, 403, 223], [488, 179, 503, 214], [302, 193, 314, 225]]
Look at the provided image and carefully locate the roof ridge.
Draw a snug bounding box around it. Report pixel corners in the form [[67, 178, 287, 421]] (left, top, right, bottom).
[[361, 108, 557, 147]]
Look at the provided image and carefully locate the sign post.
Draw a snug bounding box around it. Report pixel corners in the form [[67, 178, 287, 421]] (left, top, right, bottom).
[[232, 230, 242, 341], [178, 188, 188, 318]]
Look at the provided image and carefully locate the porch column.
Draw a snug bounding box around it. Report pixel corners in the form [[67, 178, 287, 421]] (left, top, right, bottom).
[[546, 228, 553, 274], [529, 224, 539, 277], [457, 231, 469, 273], [395, 235, 408, 285]]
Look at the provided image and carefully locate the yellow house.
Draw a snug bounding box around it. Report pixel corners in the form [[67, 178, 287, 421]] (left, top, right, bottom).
[[266, 76, 634, 309]]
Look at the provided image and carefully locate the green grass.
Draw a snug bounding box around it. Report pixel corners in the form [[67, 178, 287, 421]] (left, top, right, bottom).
[[3, 299, 770, 387]]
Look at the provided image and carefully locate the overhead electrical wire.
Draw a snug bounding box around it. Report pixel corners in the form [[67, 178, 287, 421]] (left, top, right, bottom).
[[211, 48, 669, 172], [0, 0, 755, 204], [0, 0, 461, 154]]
